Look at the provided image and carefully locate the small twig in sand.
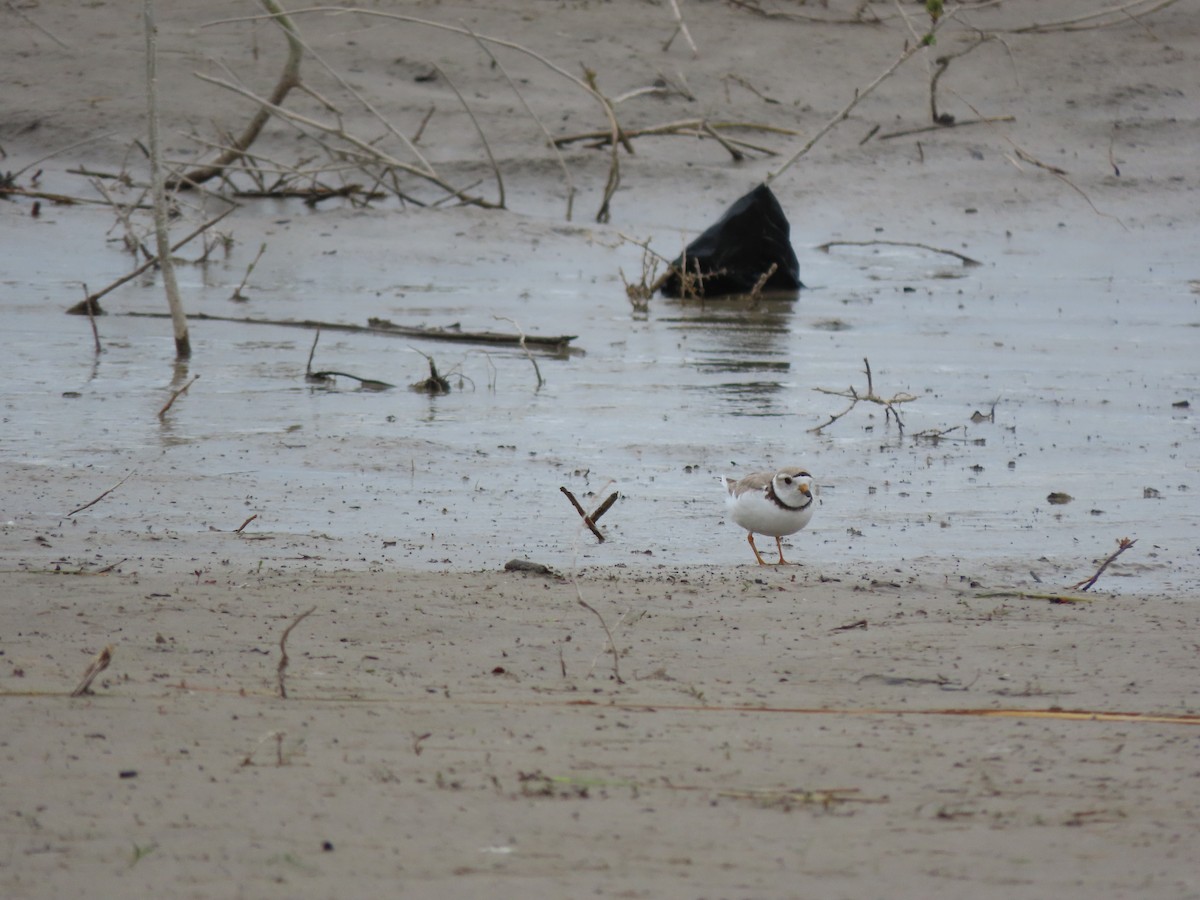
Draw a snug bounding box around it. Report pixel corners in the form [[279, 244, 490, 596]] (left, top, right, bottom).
[[809, 358, 917, 434], [230, 242, 267, 301], [817, 239, 981, 267], [71, 645, 114, 697], [277, 606, 315, 699], [158, 375, 199, 419], [1072, 537, 1137, 592], [235, 514, 259, 533], [68, 471, 137, 517]]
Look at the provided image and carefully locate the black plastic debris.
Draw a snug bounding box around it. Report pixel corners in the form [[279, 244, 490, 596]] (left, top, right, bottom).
[[659, 183, 802, 298]]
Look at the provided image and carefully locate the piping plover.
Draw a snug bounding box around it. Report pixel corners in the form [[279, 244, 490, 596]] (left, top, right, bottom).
[[721, 467, 815, 565]]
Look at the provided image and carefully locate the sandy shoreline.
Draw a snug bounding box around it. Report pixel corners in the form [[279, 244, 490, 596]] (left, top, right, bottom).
[[3, 560, 1199, 898], [3, 0, 1200, 896]]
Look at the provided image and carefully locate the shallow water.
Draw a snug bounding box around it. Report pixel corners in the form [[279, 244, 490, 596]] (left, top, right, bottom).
[[2, 201, 1196, 592]]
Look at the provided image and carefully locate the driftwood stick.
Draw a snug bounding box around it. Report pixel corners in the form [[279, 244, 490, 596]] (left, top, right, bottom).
[[123, 311, 576, 350], [1072, 538, 1137, 592], [67, 471, 137, 517], [277, 606, 316, 699]]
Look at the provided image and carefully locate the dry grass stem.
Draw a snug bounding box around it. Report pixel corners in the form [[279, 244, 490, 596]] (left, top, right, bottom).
[[204, 6, 628, 220], [158, 375, 199, 419], [431, 62, 505, 208], [277, 606, 316, 699], [1005, 0, 1180, 33], [947, 88, 1126, 229], [231, 243, 266, 301], [575, 588, 625, 685], [493, 316, 544, 389]]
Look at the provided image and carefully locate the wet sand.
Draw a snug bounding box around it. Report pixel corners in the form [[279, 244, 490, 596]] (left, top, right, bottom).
[[2, 1, 1199, 897]]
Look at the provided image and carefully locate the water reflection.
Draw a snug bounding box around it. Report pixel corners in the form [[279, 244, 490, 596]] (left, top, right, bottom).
[[658, 292, 798, 415]]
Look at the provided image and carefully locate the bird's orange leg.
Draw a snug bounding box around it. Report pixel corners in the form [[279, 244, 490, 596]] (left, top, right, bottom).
[[746, 533, 769, 565], [775, 536, 790, 565]]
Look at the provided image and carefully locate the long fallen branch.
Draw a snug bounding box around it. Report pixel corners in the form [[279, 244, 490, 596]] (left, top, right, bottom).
[[816, 239, 982, 267], [122, 311, 577, 351]]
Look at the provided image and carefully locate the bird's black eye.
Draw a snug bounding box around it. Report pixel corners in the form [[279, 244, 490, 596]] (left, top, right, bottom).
[[783, 477, 793, 485]]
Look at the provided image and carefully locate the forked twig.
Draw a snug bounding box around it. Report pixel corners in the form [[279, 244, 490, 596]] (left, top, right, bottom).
[[1072, 537, 1137, 592], [809, 358, 917, 434], [560, 487, 609, 542]]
